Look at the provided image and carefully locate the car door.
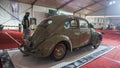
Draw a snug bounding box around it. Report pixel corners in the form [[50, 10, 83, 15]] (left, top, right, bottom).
[[78, 19, 91, 46], [67, 19, 82, 48]]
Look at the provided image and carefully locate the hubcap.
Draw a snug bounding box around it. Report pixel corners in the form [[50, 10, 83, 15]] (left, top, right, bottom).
[[53, 44, 66, 59]]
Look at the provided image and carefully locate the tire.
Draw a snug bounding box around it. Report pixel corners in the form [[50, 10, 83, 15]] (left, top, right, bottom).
[[50, 43, 67, 61], [93, 37, 101, 49]]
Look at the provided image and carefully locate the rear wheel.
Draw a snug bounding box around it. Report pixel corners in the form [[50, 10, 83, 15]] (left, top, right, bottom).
[[50, 43, 67, 61], [93, 37, 101, 49]]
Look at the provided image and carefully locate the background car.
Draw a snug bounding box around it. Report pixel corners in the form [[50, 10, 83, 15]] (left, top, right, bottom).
[[19, 15, 102, 61]]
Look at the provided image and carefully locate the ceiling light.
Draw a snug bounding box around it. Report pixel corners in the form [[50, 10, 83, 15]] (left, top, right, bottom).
[[109, 0, 116, 5]]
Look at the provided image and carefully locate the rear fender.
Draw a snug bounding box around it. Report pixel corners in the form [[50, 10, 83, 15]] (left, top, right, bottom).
[[36, 35, 72, 57]]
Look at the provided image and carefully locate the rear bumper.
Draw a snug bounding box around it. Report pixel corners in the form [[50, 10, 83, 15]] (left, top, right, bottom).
[[18, 39, 54, 58], [18, 44, 24, 53], [18, 44, 38, 56], [18, 43, 49, 57]]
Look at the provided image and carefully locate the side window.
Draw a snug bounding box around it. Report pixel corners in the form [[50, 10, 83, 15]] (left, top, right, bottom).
[[64, 21, 70, 29], [79, 20, 88, 28], [70, 20, 78, 27], [64, 19, 78, 29]]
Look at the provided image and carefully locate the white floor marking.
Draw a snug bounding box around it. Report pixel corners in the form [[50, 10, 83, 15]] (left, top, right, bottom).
[[5, 32, 21, 45], [103, 56, 120, 63]]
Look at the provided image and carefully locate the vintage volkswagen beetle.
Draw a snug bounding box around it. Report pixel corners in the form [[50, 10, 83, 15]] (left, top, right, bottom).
[[19, 15, 102, 61]]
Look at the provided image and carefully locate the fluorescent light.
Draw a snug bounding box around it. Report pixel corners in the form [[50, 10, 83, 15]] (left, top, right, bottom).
[[59, 11, 73, 15], [109, 0, 116, 5], [112, 1, 116, 4], [86, 15, 120, 18], [109, 1, 113, 5]]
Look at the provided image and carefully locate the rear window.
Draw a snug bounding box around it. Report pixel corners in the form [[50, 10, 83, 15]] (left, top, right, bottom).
[[40, 19, 53, 28]]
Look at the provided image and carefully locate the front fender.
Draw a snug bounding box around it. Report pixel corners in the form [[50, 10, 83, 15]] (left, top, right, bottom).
[[97, 32, 102, 40], [91, 32, 102, 45], [36, 35, 72, 57]]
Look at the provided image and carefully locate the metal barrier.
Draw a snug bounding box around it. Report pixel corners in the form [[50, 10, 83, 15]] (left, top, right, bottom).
[[0, 24, 22, 32]]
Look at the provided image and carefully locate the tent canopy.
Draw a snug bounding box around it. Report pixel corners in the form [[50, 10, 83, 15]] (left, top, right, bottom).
[[17, 0, 108, 15]]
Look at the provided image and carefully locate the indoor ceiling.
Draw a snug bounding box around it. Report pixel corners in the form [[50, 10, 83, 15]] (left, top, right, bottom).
[[17, 0, 110, 15]]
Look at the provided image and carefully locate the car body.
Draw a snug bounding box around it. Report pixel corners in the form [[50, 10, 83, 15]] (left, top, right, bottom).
[[19, 15, 102, 61]]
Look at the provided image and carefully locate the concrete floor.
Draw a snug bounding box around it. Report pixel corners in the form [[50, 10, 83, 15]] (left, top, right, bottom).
[[6, 44, 113, 68]]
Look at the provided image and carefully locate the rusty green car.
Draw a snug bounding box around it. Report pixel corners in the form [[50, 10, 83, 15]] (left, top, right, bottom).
[[19, 15, 102, 61]]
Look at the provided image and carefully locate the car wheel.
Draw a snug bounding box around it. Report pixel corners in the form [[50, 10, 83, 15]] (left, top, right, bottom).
[[50, 43, 67, 61], [93, 37, 101, 49]]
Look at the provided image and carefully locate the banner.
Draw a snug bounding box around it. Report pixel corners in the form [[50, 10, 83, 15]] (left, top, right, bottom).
[[10, 0, 19, 20]]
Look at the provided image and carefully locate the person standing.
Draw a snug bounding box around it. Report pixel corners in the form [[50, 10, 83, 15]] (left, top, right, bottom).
[[22, 12, 30, 39]]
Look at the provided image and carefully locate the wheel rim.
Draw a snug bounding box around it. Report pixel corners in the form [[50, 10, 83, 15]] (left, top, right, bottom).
[[53, 44, 66, 59]]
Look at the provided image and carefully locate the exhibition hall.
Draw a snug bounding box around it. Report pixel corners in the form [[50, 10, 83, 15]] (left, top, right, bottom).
[[0, 0, 120, 68]]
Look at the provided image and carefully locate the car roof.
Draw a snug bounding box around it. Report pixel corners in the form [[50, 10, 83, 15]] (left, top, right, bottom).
[[47, 15, 88, 22], [39, 15, 89, 28]]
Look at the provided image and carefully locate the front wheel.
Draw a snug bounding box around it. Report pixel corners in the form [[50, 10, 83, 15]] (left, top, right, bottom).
[[93, 37, 101, 49], [50, 43, 67, 61]]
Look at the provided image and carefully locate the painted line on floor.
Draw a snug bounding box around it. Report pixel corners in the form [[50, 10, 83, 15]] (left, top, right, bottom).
[[5, 32, 21, 45], [51, 45, 115, 68], [102, 56, 120, 63]]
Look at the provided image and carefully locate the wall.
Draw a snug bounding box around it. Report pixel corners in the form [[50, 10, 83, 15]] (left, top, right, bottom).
[[0, 0, 49, 30], [87, 1, 120, 29], [86, 17, 110, 29]]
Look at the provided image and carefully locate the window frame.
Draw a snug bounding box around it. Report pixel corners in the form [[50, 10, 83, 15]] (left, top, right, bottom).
[[64, 19, 79, 29], [78, 19, 89, 28]]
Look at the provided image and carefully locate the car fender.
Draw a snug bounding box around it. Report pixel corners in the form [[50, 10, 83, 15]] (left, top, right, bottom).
[[97, 32, 102, 40], [36, 35, 73, 57], [91, 32, 102, 45]]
